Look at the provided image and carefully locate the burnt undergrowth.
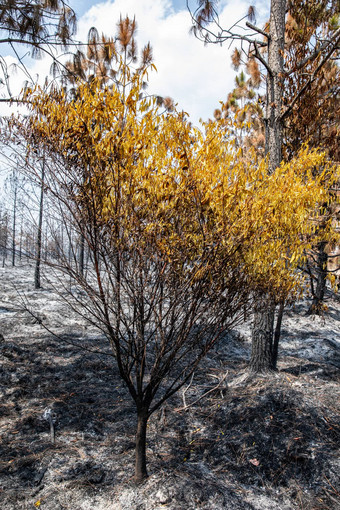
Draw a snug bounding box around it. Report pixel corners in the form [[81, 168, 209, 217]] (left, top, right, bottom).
[[0, 324, 339, 509], [0, 265, 339, 510]]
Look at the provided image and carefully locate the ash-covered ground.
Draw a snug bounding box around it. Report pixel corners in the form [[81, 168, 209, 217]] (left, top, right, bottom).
[[0, 263, 339, 510]]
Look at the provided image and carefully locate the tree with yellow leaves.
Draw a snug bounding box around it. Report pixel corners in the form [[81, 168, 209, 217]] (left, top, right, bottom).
[[15, 39, 338, 482], [58, 17, 158, 278]]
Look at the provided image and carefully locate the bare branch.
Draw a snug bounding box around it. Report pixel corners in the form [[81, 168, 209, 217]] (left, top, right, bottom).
[[246, 21, 271, 40]]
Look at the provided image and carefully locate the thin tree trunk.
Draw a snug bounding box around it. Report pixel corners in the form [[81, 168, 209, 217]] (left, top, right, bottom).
[[79, 232, 85, 277], [135, 408, 149, 483], [250, 0, 286, 373], [2, 228, 6, 267], [34, 161, 45, 289], [12, 186, 17, 267], [2, 215, 8, 267], [273, 300, 285, 369], [44, 225, 48, 262], [19, 216, 23, 261], [79, 170, 87, 278], [68, 229, 72, 265]]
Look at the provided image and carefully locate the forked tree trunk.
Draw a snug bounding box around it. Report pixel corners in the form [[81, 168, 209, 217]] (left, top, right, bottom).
[[135, 408, 149, 483], [251, 0, 286, 372]]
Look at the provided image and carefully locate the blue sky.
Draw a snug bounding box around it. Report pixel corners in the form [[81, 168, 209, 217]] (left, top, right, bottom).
[[0, 0, 269, 125], [69, 0, 186, 17]]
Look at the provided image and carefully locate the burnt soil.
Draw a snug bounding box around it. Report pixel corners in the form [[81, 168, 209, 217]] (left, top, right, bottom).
[[0, 265, 339, 509]]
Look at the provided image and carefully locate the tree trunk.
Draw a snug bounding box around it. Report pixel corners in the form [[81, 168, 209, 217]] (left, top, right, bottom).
[[135, 408, 149, 483], [44, 225, 48, 262], [79, 232, 85, 277], [2, 214, 8, 267], [308, 241, 328, 315], [34, 161, 45, 289], [265, 0, 286, 174], [251, 0, 286, 373], [19, 217, 23, 261], [272, 300, 285, 369], [79, 171, 87, 278], [12, 186, 17, 267], [250, 296, 275, 372]]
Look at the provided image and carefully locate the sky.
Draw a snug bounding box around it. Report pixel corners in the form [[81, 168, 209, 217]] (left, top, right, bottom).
[[0, 0, 269, 126]]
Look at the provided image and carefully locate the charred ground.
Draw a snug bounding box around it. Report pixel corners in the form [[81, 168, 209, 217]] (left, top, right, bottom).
[[0, 264, 339, 509]]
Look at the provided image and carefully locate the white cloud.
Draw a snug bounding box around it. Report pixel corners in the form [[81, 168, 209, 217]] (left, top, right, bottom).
[[73, 0, 250, 125], [0, 0, 251, 125]]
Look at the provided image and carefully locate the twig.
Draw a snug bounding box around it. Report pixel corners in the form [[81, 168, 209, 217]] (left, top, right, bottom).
[[182, 372, 195, 409], [324, 475, 340, 496], [322, 490, 340, 507]]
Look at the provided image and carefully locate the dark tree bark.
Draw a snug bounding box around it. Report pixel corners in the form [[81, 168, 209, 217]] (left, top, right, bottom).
[[308, 241, 328, 315], [0, 211, 9, 267], [251, 0, 286, 372], [135, 408, 149, 483], [34, 160, 45, 289], [272, 300, 285, 369], [250, 296, 275, 372]]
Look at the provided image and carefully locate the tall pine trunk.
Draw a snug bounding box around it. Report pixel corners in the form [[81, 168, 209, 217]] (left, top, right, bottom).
[[250, 0, 286, 372]]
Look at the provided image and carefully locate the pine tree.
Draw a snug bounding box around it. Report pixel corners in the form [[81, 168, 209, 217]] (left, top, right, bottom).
[[189, 0, 340, 371], [0, 0, 76, 50], [0, 0, 76, 100]]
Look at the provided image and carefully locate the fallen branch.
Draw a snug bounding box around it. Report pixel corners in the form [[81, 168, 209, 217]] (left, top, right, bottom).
[[182, 372, 195, 409], [43, 408, 56, 444], [178, 371, 228, 411]]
